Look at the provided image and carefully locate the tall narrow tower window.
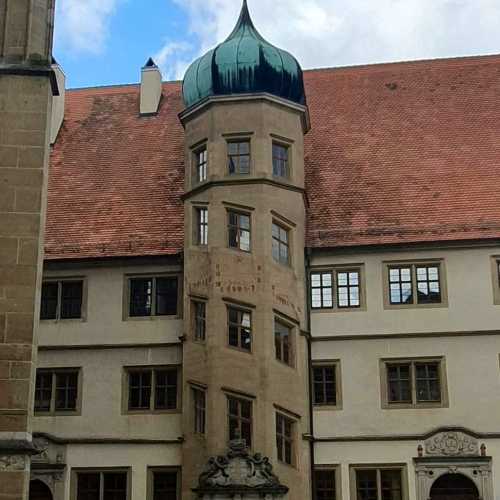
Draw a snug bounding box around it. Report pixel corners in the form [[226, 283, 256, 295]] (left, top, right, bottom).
[[195, 146, 208, 183], [272, 143, 289, 177], [272, 222, 290, 265], [227, 396, 252, 446], [196, 207, 208, 245], [227, 306, 252, 352], [228, 140, 250, 174], [192, 387, 206, 434], [228, 211, 251, 252]]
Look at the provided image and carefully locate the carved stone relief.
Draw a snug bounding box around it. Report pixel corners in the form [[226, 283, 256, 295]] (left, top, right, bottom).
[[0, 455, 27, 471], [425, 431, 479, 457]]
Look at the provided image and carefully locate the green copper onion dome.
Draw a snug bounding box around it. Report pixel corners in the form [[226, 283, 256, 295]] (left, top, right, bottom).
[[182, 0, 305, 108]]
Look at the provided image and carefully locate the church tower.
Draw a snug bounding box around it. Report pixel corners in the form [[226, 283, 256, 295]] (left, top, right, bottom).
[[180, 2, 311, 498]]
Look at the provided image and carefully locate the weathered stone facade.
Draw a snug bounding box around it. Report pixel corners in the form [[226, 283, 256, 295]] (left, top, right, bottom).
[[0, 0, 55, 498]]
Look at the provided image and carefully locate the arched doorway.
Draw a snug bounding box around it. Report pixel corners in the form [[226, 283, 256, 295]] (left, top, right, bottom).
[[29, 480, 53, 500], [430, 474, 479, 500]]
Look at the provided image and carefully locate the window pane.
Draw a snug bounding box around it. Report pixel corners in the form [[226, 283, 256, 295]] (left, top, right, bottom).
[[77, 473, 100, 500], [415, 362, 441, 402], [387, 364, 411, 403], [34, 372, 52, 412], [55, 371, 78, 411], [356, 470, 378, 500], [313, 366, 336, 405], [194, 301, 206, 341], [60, 281, 83, 319], [381, 470, 402, 500], [315, 470, 336, 500], [153, 471, 177, 500], [129, 371, 152, 410], [129, 278, 152, 317], [416, 265, 441, 304], [40, 282, 58, 320], [103, 472, 128, 500], [155, 370, 177, 410], [193, 388, 206, 434], [156, 277, 178, 316]]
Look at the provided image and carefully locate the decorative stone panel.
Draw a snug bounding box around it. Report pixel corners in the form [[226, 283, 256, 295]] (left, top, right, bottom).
[[425, 431, 479, 457]]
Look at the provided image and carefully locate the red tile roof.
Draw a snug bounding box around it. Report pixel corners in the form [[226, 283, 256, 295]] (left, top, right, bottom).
[[45, 54, 500, 260]]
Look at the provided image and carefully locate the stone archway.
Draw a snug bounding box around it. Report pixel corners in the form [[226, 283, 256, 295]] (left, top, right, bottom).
[[29, 480, 53, 500], [430, 474, 479, 500]]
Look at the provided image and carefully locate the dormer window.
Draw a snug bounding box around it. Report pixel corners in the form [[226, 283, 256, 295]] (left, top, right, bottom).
[[228, 140, 250, 175]]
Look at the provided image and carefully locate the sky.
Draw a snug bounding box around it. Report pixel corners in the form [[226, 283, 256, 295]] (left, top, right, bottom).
[[53, 0, 500, 89]]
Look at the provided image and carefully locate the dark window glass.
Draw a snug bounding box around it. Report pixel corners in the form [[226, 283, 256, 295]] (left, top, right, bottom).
[[315, 470, 336, 500], [313, 365, 337, 405], [228, 211, 251, 252], [387, 364, 412, 403], [275, 320, 292, 366], [152, 471, 178, 500], [389, 267, 413, 304], [77, 473, 100, 500], [154, 370, 177, 410], [128, 371, 152, 410], [193, 388, 206, 434], [55, 372, 78, 411], [195, 147, 207, 183], [356, 470, 378, 500], [416, 266, 441, 304], [380, 470, 402, 500], [227, 307, 252, 351], [40, 282, 58, 320], [103, 472, 127, 500], [415, 362, 441, 402], [272, 223, 290, 265], [129, 278, 152, 317], [34, 372, 53, 412], [311, 272, 333, 309], [193, 301, 206, 341], [60, 281, 83, 319], [156, 277, 178, 316], [228, 141, 250, 174], [276, 413, 294, 465], [196, 208, 208, 245], [337, 270, 360, 308], [228, 396, 252, 447], [272, 143, 289, 177]]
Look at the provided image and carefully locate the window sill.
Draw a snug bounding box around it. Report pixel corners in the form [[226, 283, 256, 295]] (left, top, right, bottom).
[[226, 345, 252, 355], [124, 409, 182, 416], [124, 315, 180, 322], [313, 404, 342, 411], [384, 302, 448, 310], [382, 402, 446, 410], [311, 307, 365, 313], [35, 411, 80, 417], [40, 317, 86, 323], [275, 359, 296, 370]]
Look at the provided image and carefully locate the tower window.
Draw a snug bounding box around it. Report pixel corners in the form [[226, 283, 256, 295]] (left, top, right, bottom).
[[227, 306, 252, 352], [195, 207, 208, 245], [228, 140, 250, 174], [192, 387, 206, 434], [275, 319, 293, 366], [276, 412, 295, 465], [227, 395, 252, 446], [272, 143, 289, 178], [192, 300, 206, 341], [194, 146, 208, 183], [272, 222, 290, 265], [227, 211, 251, 252]]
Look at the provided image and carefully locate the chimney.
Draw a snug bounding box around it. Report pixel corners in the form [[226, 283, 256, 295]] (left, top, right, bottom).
[[140, 57, 162, 115], [50, 59, 66, 144]]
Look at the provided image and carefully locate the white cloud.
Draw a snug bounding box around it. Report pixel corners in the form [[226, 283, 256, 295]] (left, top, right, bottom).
[[54, 0, 119, 54], [154, 42, 193, 81], [161, 0, 500, 77]]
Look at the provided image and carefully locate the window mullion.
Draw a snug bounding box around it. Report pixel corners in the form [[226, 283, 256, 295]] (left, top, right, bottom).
[[50, 372, 56, 414], [150, 369, 155, 411], [99, 471, 104, 500], [151, 278, 157, 316], [56, 281, 62, 320], [411, 363, 416, 405], [377, 469, 382, 500], [411, 265, 417, 304]]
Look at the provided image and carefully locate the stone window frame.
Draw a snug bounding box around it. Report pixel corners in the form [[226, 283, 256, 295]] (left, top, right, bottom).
[[314, 465, 342, 500], [224, 390, 254, 448], [349, 464, 408, 500], [275, 409, 298, 468], [490, 256, 500, 305], [382, 259, 448, 310], [225, 302, 253, 354], [191, 385, 207, 435], [379, 357, 449, 410], [271, 134, 293, 179], [226, 208, 252, 253], [122, 365, 182, 415], [192, 204, 209, 247], [226, 136, 252, 175], [147, 466, 181, 500], [274, 314, 296, 369], [70, 467, 131, 500], [272, 219, 291, 266], [312, 360, 343, 410], [122, 273, 182, 321], [191, 297, 207, 343], [310, 265, 366, 312], [192, 141, 208, 185], [34, 367, 82, 417], [40, 277, 87, 322]]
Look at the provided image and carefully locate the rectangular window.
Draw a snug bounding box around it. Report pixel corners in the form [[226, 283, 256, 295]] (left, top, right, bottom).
[[311, 272, 333, 309], [193, 300, 206, 341], [40, 280, 84, 320], [228, 211, 251, 252], [196, 207, 208, 245], [228, 140, 250, 174], [227, 306, 252, 352], [388, 263, 443, 306], [128, 276, 178, 317], [272, 222, 290, 265], [272, 143, 289, 178], [193, 388, 206, 434], [35, 369, 79, 415], [491, 257, 500, 305], [312, 364, 338, 406], [276, 413, 294, 465], [127, 367, 178, 412], [76, 470, 128, 500], [383, 359, 445, 407], [275, 319, 293, 366], [314, 469, 336, 500], [354, 468, 403, 500], [336, 270, 360, 308], [227, 396, 252, 446], [195, 146, 208, 183], [150, 469, 179, 500]]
